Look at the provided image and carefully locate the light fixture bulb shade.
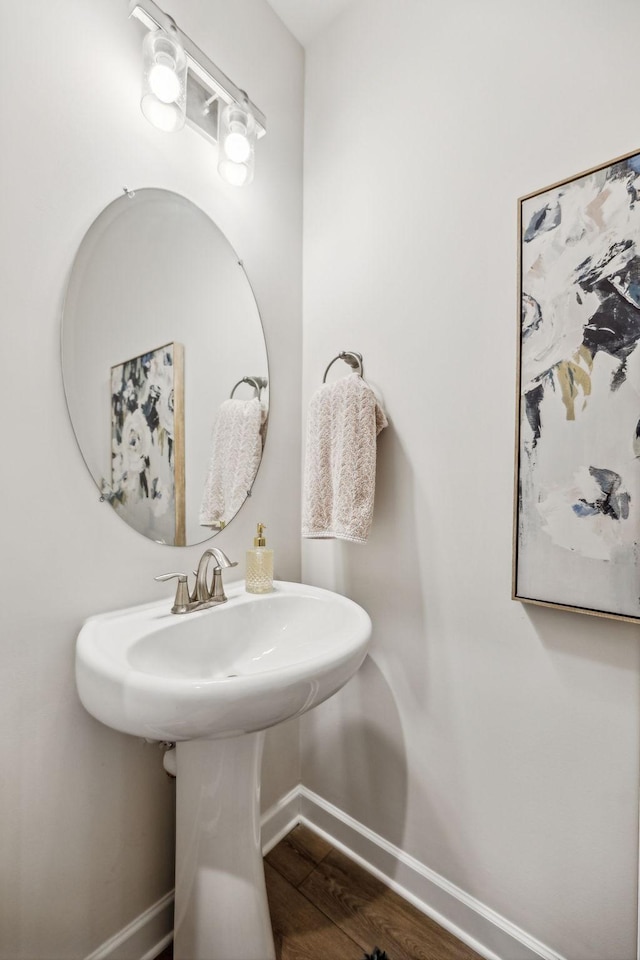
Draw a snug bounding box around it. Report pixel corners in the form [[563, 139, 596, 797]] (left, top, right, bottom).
[[140, 27, 187, 133], [218, 159, 251, 187], [224, 131, 252, 164], [217, 97, 256, 186]]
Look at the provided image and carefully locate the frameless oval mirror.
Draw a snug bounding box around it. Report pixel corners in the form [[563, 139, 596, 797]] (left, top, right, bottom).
[[62, 188, 268, 546]]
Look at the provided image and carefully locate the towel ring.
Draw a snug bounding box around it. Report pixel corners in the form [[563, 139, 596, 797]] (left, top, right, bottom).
[[230, 376, 268, 399], [322, 351, 364, 383]]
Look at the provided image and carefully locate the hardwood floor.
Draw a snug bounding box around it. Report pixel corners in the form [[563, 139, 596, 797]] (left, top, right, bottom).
[[156, 824, 483, 960]]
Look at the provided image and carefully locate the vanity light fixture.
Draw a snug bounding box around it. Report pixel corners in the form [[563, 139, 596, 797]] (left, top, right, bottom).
[[129, 0, 266, 185]]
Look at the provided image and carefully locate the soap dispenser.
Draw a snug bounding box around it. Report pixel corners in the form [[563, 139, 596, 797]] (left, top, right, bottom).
[[246, 522, 274, 594]]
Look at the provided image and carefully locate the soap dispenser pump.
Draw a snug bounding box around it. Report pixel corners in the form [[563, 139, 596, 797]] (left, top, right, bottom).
[[245, 522, 274, 594]]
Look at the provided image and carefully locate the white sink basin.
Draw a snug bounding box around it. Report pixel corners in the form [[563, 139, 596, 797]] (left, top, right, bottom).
[[75, 579, 371, 960], [76, 580, 371, 741]]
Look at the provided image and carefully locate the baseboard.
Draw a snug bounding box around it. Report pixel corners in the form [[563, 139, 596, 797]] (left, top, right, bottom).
[[87, 785, 566, 960], [262, 785, 566, 960], [261, 785, 303, 854], [84, 891, 174, 960]]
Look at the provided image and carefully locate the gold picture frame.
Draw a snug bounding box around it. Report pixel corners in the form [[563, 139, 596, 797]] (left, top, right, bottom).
[[108, 341, 185, 545], [514, 148, 640, 624]]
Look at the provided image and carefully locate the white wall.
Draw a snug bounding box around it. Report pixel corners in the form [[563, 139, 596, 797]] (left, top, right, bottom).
[[6, 0, 640, 955], [0, 1, 303, 957], [301, 1, 640, 957]]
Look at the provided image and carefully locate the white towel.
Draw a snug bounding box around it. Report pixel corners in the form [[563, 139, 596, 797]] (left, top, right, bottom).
[[302, 373, 387, 543], [200, 397, 265, 527]]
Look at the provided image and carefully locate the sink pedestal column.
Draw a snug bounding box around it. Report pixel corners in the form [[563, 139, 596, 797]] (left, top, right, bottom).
[[174, 733, 275, 960]]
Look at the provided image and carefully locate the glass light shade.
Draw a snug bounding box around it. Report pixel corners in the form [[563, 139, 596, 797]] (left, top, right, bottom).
[[218, 160, 251, 187], [140, 27, 187, 133], [217, 97, 256, 186]]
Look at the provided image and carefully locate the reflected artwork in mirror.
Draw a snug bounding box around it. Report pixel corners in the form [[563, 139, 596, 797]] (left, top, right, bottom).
[[61, 188, 268, 546]]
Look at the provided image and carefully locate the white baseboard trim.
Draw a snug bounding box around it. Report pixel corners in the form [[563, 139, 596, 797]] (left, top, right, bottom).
[[84, 891, 174, 960], [262, 785, 566, 960], [87, 785, 567, 960], [261, 785, 303, 854]]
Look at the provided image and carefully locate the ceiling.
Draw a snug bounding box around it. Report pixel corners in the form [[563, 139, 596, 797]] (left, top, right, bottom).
[[266, 0, 356, 46]]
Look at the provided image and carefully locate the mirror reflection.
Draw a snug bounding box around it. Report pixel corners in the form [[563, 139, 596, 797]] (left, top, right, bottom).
[[61, 188, 268, 545]]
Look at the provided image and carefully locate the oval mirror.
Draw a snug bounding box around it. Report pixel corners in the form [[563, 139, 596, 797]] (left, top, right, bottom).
[[61, 188, 268, 546]]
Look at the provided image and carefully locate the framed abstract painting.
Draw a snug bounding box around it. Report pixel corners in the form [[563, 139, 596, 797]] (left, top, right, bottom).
[[514, 149, 640, 623], [108, 341, 185, 546]]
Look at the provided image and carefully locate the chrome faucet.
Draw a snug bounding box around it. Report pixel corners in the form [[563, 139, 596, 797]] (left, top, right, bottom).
[[156, 547, 238, 614]]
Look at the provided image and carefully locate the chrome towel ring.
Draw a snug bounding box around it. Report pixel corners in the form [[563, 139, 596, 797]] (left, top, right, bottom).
[[322, 351, 364, 383], [230, 376, 268, 398]]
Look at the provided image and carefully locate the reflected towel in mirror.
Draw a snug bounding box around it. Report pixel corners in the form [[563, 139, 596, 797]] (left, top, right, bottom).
[[302, 373, 387, 543], [199, 397, 266, 528]]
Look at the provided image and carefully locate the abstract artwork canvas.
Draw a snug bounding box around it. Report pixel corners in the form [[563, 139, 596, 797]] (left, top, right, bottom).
[[107, 342, 185, 545], [514, 149, 640, 623]]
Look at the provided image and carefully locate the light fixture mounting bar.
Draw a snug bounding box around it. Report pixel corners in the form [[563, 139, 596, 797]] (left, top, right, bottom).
[[128, 0, 266, 139]]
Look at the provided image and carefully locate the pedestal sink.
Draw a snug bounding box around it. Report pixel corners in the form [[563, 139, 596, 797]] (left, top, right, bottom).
[[75, 580, 371, 960]]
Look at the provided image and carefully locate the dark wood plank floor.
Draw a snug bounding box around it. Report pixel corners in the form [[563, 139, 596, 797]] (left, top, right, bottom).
[[156, 823, 483, 959]]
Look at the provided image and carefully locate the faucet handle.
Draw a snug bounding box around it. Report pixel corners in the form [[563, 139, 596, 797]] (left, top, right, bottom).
[[155, 573, 192, 614]]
